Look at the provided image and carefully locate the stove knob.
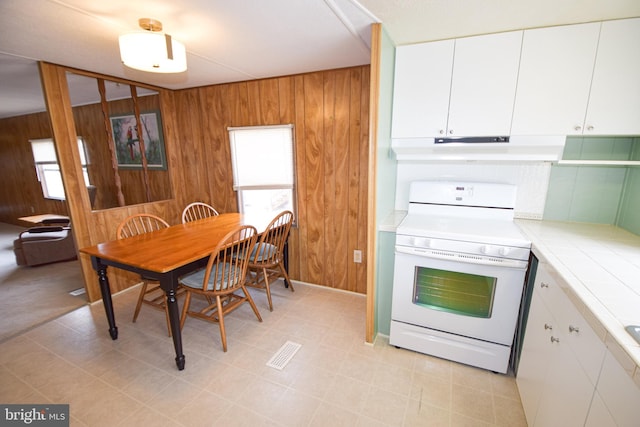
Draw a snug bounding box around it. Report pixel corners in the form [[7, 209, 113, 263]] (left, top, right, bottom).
[[480, 245, 490, 254], [421, 238, 432, 248], [499, 247, 510, 256]]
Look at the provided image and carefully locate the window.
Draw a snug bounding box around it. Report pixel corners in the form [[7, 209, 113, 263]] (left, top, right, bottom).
[[228, 125, 296, 220], [30, 138, 90, 200]]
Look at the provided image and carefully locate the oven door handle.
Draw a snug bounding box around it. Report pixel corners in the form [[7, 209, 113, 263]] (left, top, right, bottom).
[[395, 245, 528, 269]]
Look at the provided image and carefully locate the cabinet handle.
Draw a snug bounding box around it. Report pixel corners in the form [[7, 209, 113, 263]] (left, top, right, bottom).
[[448, 129, 454, 134], [586, 125, 594, 131], [574, 126, 582, 131], [540, 282, 549, 288], [569, 325, 580, 333], [544, 323, 553, 330], [550, 336, 560, 343], [439, 129, 445, 135]]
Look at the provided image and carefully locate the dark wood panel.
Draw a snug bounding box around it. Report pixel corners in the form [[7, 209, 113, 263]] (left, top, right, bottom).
[[1, 64, 370, 299], [332, 69, 353, 290], [357, 68, 371, 294], [302, 72, 326, 286]]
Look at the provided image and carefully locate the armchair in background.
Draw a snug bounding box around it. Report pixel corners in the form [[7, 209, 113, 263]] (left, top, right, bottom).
[[13, 218, 77, 267]]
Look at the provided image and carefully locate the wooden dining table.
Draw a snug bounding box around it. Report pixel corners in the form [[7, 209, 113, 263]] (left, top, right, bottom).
[[80, 212, 272, 370]]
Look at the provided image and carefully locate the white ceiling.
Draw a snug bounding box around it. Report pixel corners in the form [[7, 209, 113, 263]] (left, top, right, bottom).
[[1, 0, 639, 119]]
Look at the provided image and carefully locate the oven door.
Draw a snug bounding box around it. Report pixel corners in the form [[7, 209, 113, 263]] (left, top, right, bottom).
[[392, 248, 527, 345]]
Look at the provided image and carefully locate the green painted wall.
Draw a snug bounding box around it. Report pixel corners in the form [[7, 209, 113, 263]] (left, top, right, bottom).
[[376, 232, 396, 335], [544, 136, 640, 235], [374, 27, 397, 337], [618, 165, 640, 235]]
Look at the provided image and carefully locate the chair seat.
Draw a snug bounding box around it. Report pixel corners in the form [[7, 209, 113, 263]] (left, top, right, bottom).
[[180, 263, 243, 291]]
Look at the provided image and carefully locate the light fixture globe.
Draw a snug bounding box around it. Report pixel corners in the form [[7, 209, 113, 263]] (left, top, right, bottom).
[[119, 18, 187, 73]]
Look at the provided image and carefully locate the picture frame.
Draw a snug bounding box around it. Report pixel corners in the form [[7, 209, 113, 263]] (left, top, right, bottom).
[[110, 111, 167, 170]]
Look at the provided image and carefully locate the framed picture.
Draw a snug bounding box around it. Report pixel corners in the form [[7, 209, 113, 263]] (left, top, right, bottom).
[[110, 111, 167, 170]]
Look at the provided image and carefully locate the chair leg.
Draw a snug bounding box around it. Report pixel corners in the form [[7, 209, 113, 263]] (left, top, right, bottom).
[[132, 282, 148, 322], [243, 285, 263, 322], [180, 291, 192, 330], [278, 261, 295, 292], [261, 268, 273, 312], [216, 295, 227, 352]]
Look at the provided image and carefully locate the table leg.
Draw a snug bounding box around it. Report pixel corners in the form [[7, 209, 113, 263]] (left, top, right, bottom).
[[162, 276, 185, 370], [95, 261, 118, 340]]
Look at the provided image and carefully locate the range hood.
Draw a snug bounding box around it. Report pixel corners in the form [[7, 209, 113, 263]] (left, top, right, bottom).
[[391, 135, 566, 161]]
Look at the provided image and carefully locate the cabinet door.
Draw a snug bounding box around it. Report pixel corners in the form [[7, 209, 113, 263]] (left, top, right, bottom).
[[537, 267, 606, 385], [516, 289, 552, 426], [446, 31, 522, 136], [534, 326, 595, 427], [585, 391, 617, 427], [391, 40, 454, 138], [595, 350, 640, 427], [511, 23, 600, 136], [585, 18, 640, 135]]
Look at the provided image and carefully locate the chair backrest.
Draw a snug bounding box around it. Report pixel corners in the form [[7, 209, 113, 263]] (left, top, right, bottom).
[[116, 213, 170, 239], [181, 202, 219, 223], [252, 210, 294, 266], [201, 225, 257, 293]]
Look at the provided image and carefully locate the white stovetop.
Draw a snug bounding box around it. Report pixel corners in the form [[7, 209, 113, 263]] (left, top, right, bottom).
[[398, 213, 531, 248], [515, 219, 640, 374]]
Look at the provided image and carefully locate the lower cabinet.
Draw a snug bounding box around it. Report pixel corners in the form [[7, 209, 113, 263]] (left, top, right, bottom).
[[584, 391, 616, 427], [589, 349, 640, 427], [518, 261, 640, 427], [516, 263, 605, 426]]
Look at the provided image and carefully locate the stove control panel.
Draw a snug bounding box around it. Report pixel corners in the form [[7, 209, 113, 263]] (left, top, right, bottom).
[[396, 234, 530, 262], [408, 181, 517, 209]]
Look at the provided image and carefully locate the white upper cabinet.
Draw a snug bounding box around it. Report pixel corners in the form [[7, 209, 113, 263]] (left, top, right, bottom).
[[391, 31, 522, 138], [391, 40, 454, 138], [584, 18, 640, 135], [392, 18, 640, 141], [447, 31, 522, 137], [511, 23, 600, 136]]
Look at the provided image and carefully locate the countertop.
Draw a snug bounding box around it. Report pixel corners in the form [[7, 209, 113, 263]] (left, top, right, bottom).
[[515, 219, 640, 383], [379, 210, 407, 233]]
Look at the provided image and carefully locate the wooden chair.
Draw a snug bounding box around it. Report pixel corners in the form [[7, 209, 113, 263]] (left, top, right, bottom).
[[116, 213, 175, 336], [181, 202, 219, 223], [245, 210, 294, 311], [179, 225, 260, 352]]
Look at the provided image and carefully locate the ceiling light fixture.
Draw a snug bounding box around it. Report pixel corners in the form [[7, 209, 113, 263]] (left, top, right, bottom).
[[119, 18, 187, 73]]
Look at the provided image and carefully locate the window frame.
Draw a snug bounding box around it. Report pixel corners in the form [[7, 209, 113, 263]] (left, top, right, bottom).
[[228, 124, 297, 222], [30, 137, 90, 201]]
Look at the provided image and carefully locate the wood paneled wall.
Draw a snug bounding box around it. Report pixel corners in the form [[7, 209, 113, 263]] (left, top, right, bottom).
[[173, 66, 370, 293], [1, 63, 370, 301], [0, 112, 70, 221]]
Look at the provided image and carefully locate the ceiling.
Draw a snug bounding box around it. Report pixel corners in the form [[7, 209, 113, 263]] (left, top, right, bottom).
[[1, 0, 639, 119]]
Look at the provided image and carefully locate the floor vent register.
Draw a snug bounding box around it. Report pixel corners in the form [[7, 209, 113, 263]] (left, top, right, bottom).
[[266, 341, 302, 370]]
